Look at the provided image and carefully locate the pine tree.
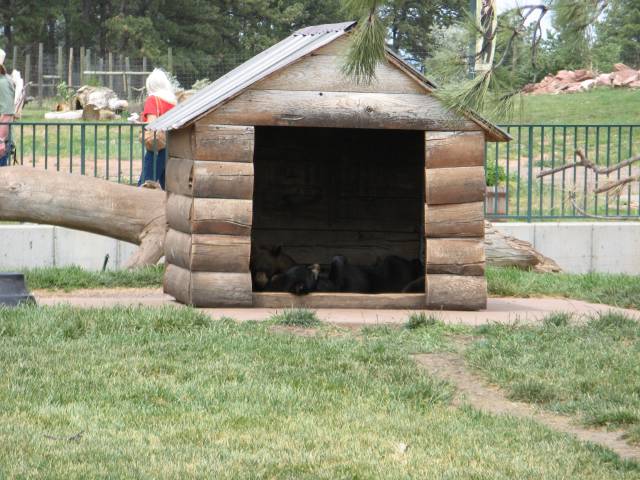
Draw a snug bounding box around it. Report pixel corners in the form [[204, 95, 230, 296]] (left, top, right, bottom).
[[598, 0, 640, 68]]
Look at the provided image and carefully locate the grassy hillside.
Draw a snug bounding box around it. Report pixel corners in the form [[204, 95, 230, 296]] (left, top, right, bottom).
[[497, 88, 640, 125]]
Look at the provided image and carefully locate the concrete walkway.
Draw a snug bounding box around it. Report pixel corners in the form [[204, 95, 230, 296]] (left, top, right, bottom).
[[34, 288, 640, 325]]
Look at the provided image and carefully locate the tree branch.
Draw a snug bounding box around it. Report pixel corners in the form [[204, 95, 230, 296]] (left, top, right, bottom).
[[537, 149, 640, 178]]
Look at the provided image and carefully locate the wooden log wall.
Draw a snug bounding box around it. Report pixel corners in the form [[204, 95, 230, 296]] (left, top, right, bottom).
[[163, 124, 255, 307], [424, 131, 487, 310]]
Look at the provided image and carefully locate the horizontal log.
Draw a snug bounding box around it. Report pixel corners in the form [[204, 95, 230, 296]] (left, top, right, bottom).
[[166, 194, 193, 233], [166, 157, 194, 196], [424, 202, 485, 238], [192, 198, 253, 236], [167, 158, 254, 199], [164, 263, 192, 304], [425, 166, 485, 205], [425, 131, 485, 169], [164, 229, 193, 270], [192, 161, 254, 199], [253, 292, 426, 309], [168, 127, 194, 160], [166, 195, 253, 235], [426, 238, 485, 276], [192, 235, 251, 272], [252, 55, 425, 94], [426, 274, 487, 311], [169, 124, 255, 162], [193, 124, 255, 162], [191, 271, 253, 307], [165, 230, 251, 272], [202, 90, 480, 132]]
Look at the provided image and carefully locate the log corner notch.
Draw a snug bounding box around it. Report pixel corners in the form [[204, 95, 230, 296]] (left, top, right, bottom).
[[424, 131, 488, 310], [163, 124, 255, 307]]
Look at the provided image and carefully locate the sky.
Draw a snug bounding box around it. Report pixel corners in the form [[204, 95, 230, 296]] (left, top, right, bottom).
[[496, 0, 554, 34]]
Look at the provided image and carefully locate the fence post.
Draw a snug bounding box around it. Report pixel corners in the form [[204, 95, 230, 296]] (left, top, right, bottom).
[[98, 57, 104, 86], [118, 54, 124, 95], [24, 54, 31, 98], [125, 56, 131, 100], [142, 57, 147, 94], [57, 46, 63, 86], [68, 47, 73, 88], [108, 52, 114, 90], [80, 124, 86, 175], [37, 43, 44, 106], [167, 47, 173, 73], [11, 46, 17, 72], [79, 46, 85, 85], [527, 127, 534, 223]]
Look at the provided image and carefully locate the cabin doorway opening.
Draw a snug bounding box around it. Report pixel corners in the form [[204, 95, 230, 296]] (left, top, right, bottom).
[[251, 126, 425, 296]]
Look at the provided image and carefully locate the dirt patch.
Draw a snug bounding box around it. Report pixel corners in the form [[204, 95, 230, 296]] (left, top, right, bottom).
[[414, 351, 640, 461]]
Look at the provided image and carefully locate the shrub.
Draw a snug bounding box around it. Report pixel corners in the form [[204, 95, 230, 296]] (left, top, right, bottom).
[[486, 163, 506, 187]]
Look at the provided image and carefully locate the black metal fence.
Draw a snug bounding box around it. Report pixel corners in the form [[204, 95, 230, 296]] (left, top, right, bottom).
[[486, 125, 640, 220]]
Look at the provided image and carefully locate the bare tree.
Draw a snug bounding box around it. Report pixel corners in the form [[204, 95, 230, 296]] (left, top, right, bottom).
[[537, 149, 640, 220]]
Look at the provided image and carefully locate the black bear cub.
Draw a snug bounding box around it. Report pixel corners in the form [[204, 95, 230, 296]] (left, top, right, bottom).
[[268, 264, 321, 295]]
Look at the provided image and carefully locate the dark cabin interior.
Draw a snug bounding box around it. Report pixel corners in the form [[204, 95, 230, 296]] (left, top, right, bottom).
[[251, 126, 425, 284]]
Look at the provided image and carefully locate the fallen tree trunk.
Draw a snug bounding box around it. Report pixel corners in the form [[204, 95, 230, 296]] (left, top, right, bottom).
[[0, 167, 559, 272], [484, 221, 561, 272], [0, 167, 166, 268]]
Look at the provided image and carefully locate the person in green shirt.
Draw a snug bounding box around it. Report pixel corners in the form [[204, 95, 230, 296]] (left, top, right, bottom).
[[0, 49, 15, 167]]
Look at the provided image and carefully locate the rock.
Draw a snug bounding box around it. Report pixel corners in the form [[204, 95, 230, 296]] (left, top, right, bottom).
[[556, 70, 576, 82], [580, 78, 596, 90], [44, 110, 84, 120], [613, 63, 634, 72], [74, 86, 127, 110], [524, 67, 639, 94], [574, 69, 595, 82], [595, 73, 612, 86], [564, 83, 585, 93], [108, 99, 129, 111], [612, 68, 639, 87]]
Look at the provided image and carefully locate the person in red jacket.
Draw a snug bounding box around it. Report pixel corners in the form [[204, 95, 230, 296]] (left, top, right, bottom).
[[138, 69, 177, 188]]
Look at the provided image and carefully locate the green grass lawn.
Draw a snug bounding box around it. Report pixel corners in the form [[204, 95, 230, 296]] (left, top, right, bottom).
[[25, 265, 164, 291], [466, 311, 640, 445], [487, 267, 640, 310], [0, 305, 638, 478], [496, 88, 640, 125]]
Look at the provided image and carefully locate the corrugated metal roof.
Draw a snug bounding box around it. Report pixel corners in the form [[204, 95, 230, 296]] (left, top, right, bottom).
[[149, 21, 357, 131], [148, 20, 510, 142]]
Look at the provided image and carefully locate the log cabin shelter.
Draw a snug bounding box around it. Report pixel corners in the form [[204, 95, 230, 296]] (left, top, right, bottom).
[[149, 21, 510, 311]]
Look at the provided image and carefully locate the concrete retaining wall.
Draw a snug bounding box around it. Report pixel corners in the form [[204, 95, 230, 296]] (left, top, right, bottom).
[[0, 225, 137, 271], [494, 222, 640, 274], [1, 222, 639, 274]]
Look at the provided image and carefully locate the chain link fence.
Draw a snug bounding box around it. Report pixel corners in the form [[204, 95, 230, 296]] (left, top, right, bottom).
[[8, 44, 250, 101]]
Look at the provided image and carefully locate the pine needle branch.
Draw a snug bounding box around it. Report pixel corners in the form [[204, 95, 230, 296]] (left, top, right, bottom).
[[342, 0, 386, 85]]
